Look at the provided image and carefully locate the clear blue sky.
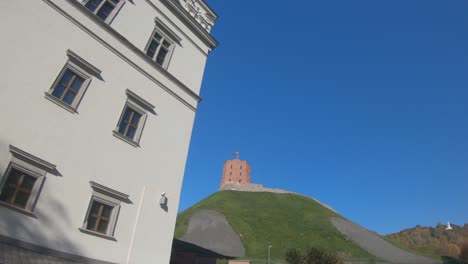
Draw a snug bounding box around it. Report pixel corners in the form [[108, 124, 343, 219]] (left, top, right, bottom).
[[179, 0, 468, 235]]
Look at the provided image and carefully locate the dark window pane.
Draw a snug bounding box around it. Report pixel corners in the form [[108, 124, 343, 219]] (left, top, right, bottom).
[[146, 41, 158, 58], [122, 108, 132, 122], [14, 192, 29, 208], [126, 126, 136, 139], [63, 91, 77, 105], [153, 32, 162, 41], [97, 2, 114, 20], [118, 120, 128, 135], [20, 175, 36, 190], [130, 112, 141, 126], [90, 201, 101, 215], [86, 216, 97, 230], [0, 186, 14, 204], [52, 84, 66, 99], [71, 76, 84, 92], [101, 204, 113, 217], [97, 219, 109, 233], [85, 0, 103, 12], [61, 69, 74, 85], [6, 169, 22, 184], [110, 0, 120, 4], [162, 40, 171, 48], [156, 48, 168, 65], [149, 41, 158, 51], [146, 48, 155, 58]]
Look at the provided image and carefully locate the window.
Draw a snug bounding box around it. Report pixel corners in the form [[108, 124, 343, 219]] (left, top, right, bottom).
[[117, 107, 142, 140], [145, 30, 173, 67], [0, 168, 37, 209], [80, 181, 129, 240], [145, 19, 181, 69], [113, 89, 155, 147], [83, 0, 124, 24], [51, 69, 85, 106], [45, 50, 101, 113], [0, 145, 56, 215], [86, 200, 113, 234]]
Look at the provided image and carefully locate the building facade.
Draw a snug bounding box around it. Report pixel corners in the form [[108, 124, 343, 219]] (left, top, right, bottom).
[[0, 0, 218, 263]]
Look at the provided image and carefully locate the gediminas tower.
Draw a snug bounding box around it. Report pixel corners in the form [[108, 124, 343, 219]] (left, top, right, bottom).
[[220, 152, 251, 188]]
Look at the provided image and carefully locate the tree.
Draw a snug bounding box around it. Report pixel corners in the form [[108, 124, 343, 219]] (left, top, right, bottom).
[[459, 243, 468, 261]]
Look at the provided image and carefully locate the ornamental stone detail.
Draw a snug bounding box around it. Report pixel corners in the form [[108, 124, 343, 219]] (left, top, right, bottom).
[[179, 0, 216, 32]]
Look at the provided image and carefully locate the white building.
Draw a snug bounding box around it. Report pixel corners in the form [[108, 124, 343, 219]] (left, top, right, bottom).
[[0, 0, 218, 263]]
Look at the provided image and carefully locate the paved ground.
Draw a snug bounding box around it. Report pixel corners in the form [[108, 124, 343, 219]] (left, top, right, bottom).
[[331, 217, 441, 264], [180, 209, 245, 257]]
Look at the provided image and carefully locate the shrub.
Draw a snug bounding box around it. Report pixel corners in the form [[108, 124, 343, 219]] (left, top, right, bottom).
[[285, 249, 302, 264], [285, 247, 343, 264]]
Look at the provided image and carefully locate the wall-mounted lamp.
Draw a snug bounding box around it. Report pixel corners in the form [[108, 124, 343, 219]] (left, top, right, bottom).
[[159, 192, 168, 212], [159, 192, 167, 206]]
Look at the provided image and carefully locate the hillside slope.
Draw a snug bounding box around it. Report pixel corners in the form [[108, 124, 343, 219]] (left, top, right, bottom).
[[175, 191, 371, 261], [387, 224, 468, 258]]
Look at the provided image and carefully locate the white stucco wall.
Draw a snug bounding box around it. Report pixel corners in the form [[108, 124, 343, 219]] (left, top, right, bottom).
[[0, 0, 216, 263]]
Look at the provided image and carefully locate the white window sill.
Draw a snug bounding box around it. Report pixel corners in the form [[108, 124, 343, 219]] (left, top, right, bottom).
[[78, 228, 117, 241], [0, 201, 37, 218], [44, 92, 78, 114], [112, 131, 140, 148]]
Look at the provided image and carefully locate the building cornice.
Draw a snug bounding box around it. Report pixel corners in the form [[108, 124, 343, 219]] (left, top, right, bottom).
[[89, 181, 130, 202], [44, 0, 201, 112], [9, 145, 56, 172], [154, 0, 219, 49]]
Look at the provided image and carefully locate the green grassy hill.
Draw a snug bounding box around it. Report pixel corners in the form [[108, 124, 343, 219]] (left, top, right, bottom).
[[174, 191, 371, 261]]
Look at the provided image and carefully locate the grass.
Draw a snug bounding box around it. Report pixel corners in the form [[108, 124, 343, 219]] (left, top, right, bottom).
[[175, 191, 371, 261]]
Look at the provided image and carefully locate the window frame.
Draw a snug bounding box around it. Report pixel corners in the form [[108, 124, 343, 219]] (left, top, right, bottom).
[[113, 89, 156, 147], [79, 181, 129, 241], [144, 28, 175, 69], [0, 145, 56, 216], [81, 0, 126, 25], [45, 50, 101, 113], [144, 19, 181, 70]]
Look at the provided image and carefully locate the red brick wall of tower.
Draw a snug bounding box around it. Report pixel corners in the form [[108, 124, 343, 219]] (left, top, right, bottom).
[[220, 159, 251, 188]]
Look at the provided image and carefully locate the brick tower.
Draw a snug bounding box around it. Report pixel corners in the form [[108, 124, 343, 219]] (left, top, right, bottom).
[[220, 153, 251, 188]]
